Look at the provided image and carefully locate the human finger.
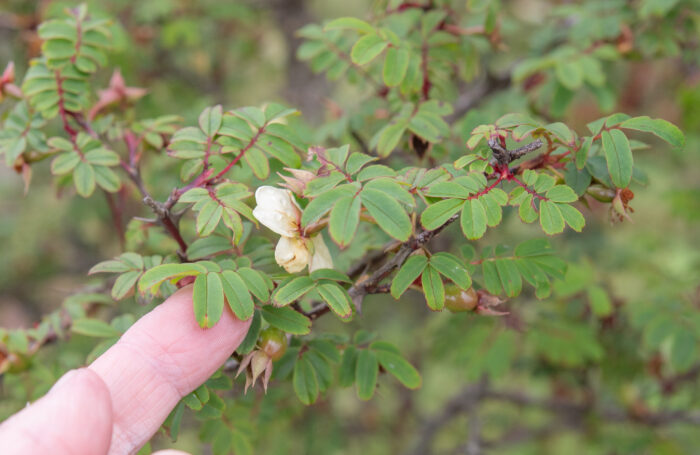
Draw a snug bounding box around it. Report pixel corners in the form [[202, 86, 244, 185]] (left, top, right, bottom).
[[0, 368, 113, 455], [89, 286, 251, 454]]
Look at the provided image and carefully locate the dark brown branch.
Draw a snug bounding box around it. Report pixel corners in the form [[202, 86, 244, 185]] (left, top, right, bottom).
[[406, 384, 700, 455], [446, 74, 511, 124], [660, 363, 700, 394], [103, 190, 125, 248], [488, 138, 543, 167], [350, 129, 370, 155], [303, 215, 458, 320], [407, 381, 488, 455], [142, 195, 188, 260], [348, 214, 459, 300]]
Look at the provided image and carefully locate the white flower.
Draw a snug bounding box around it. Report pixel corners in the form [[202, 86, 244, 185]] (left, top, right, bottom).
[[253, 186, 333, 273], [274, 236, 310, 273], [252, 186, 301, 237], [308, 234, 333, 272]]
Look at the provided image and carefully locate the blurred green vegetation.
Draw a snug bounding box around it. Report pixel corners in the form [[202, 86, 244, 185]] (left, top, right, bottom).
[[1, 0, 700, 454]]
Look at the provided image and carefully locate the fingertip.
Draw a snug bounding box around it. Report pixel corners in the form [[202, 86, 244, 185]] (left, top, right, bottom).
[[0, 368, 113, 455], [89, 286, 252, 453]]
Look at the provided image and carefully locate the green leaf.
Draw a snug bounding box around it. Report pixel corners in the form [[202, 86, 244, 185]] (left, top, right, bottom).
[[72, 318, 121, 338], [515, 238, 555, 257], [480, 260, 501, 295], [196, 201, 224, 237], [390, 255, 428, 299], [670, 329, 697, 372], [111, 270, 140, 300], [84, 148, 119, 166], [73, 161, 95, 197], [261, 305, 311, 335], [187, 236, 233, 260], [361, 188, 412, 241], [588, 286, 612, 317], [351, 34, 388, 65], [338, 346, 358, 387], [220, 271, 254, 320], [193, 273, 224, 328], [89, 259, 131, 274], [545, 122, 575, 145], [329, 194, 361, 247], [301, 184, 358, 227], [495, 259, 522, 298], [620, 116, 684, 149], [363, 178, 414, 206], [199, 105, 223, 137], [345, 152, 377, 175], [234, 106, 266, 128], [430, 252, 471, 289], [306, 351, 333, 391], [546, 185, 578, 203], [576, 136, 592, 169], [293, 355, 319, 405], [421, 265, 444, 311], [273, 276, 315, 306], [421, 198, 463, 230], [94, 166, 121, 192], [355, 349, 378, 400], [481, 193, 503, 227], [310, 268, 352, 283], [374, 349, 421, 389], [316, 281, 353, 319], [564, 166, 592, 196], [51, 152, 81, 175], [242, 146, 269, 179], [601, 129, 633, 188], [308, 339, 341, 363], [376, 121, 407, 157], [237, 267, 270, 303], [236, 310, 261, 355], [460, 199, 487, 240], [325, 17, 375, 34], [555, 60, 583, 90], [383, 47, 410, 87], [558, 203, 585, 232], [138, 263, 207, 295], [539, 200, 565, 235]]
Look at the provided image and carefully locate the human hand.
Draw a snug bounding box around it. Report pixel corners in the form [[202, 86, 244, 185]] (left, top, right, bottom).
[[0, 286, 251, 455]]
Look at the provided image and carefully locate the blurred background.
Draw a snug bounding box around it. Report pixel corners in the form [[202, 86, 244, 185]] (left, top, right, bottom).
[[1, 0, 700, 454]]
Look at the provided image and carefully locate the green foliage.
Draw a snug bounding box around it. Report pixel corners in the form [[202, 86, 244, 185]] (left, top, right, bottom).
[[38, 5, 111, 74], [1, 1, 698, 454], [0, 102, 47, 166]]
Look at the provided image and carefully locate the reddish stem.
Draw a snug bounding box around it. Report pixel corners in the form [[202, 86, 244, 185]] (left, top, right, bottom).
[[420, 41, 431, 100], [509, 175, 547, 201], [54, 71, 78, 137], [104, 190, 125, 247]]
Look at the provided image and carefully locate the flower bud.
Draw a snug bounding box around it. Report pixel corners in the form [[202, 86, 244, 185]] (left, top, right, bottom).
[[586, 184, 616, 203]]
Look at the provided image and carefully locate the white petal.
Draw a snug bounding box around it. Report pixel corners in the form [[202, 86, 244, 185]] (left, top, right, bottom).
[[255, 186, 301, 218], [308, 234, 333, 272], [275, 236, 310, 273], [253, 186, 301, 237]]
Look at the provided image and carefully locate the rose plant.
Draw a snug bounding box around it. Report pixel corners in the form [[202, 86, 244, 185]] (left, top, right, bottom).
[[1, 1, 699, 453]]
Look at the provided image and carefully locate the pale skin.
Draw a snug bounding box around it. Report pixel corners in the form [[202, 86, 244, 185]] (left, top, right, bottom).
[[0, 285, 252, 455]]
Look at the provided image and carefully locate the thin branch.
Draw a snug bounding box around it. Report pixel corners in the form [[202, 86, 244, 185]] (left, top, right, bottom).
[[446, 74, 511, 124], [349, 214, 458, 301], [406, 385, 700, 455], [510, 139, 544, 161], [350, 129, 370, 155], [103, 190, 125, 248]]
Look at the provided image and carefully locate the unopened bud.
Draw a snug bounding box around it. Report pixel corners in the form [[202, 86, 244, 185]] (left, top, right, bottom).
[[586, 184, 616, 203]]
